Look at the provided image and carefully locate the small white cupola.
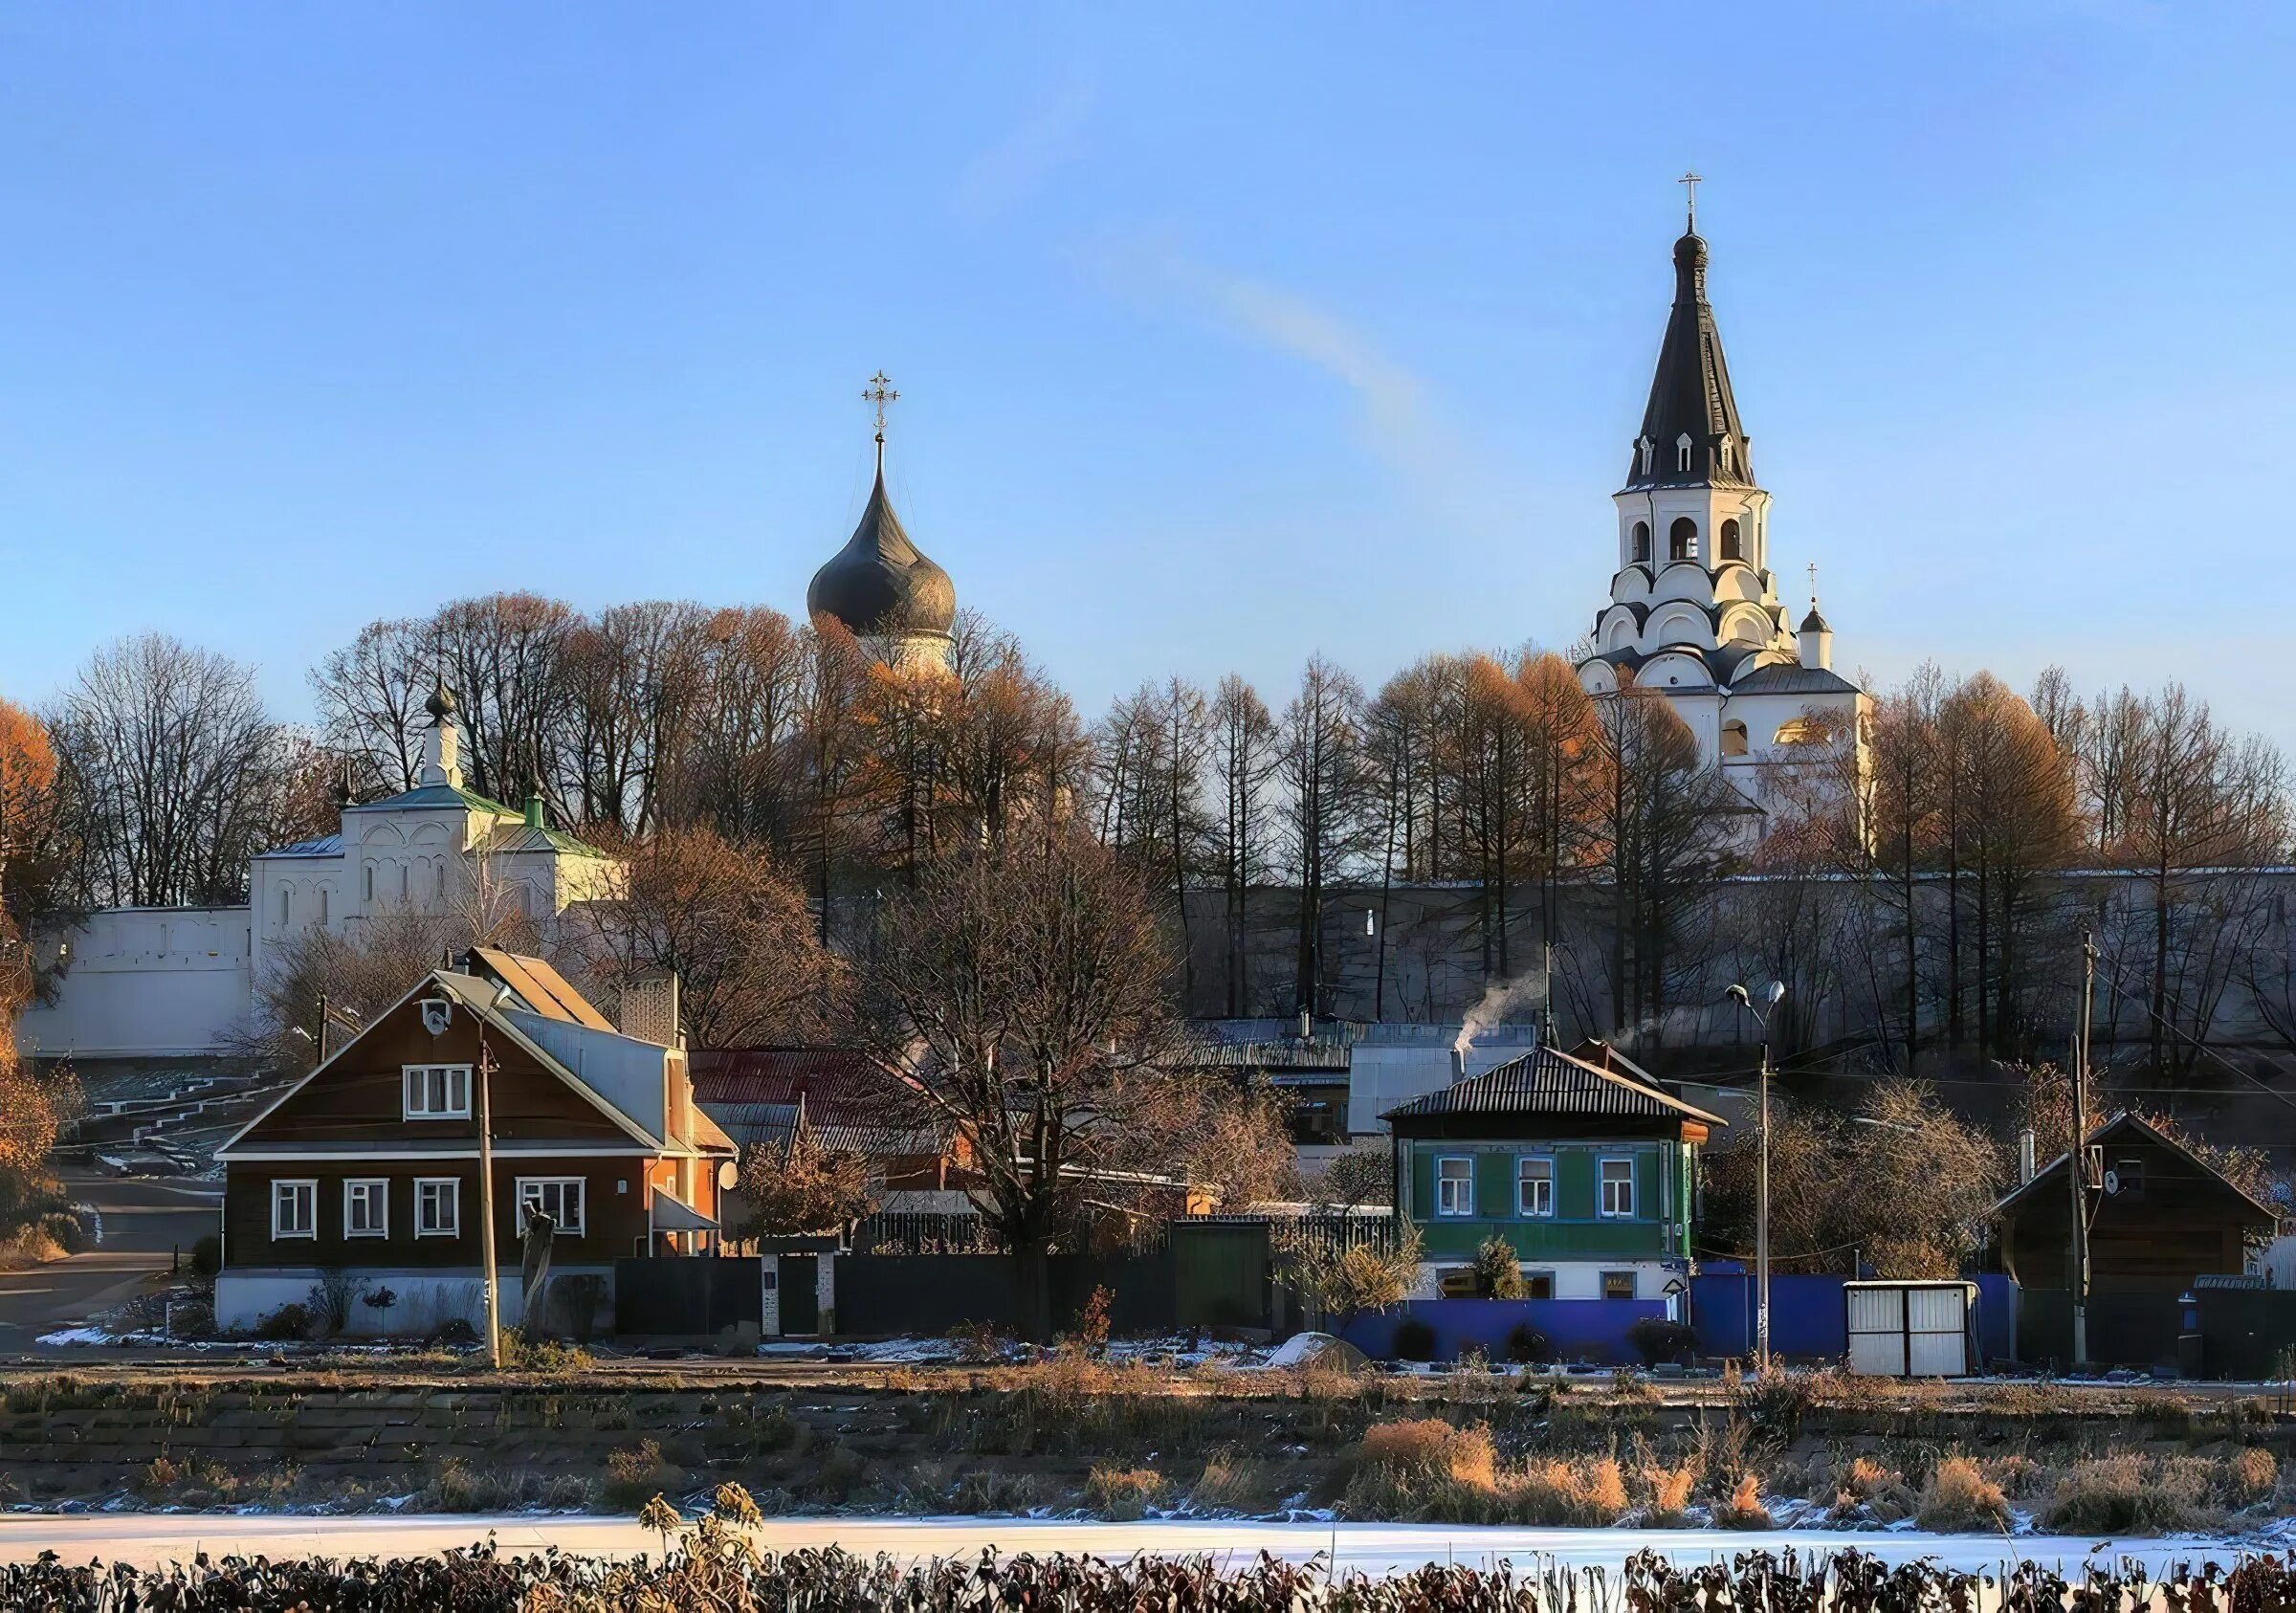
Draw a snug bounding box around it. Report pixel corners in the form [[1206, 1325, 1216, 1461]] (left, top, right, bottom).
[[1798, 596, 1833, 673]]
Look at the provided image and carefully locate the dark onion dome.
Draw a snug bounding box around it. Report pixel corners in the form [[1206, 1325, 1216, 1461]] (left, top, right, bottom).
[[806, 463, 956, 640], [1623, 229, 1754, 491], [425, 679, 457, 722], [1800, 605, 1831, 633]]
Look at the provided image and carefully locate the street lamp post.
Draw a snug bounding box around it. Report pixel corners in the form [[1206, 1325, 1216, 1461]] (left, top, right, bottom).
[[1725, 981, 1786, 1368]]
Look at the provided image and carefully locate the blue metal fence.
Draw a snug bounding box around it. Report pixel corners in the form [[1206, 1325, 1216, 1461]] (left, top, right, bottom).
[[1339, 1298, 1667, 1363], [1689, 1267, 2017, 1363]]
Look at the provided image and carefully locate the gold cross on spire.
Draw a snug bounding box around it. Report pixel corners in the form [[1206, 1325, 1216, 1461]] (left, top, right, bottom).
[[1678, 171, 1702, 232], [1807, 560, 1820, 609]]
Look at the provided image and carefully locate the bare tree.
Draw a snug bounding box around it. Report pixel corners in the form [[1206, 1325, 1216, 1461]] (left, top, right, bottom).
[[52, 635, 310, 908], [1209, 674, 1277, 1016], [569, 824, 842, 1049], [1277, 656, 1367, 1017], [856, 832, 1184, 1339], [309, 617, 433, 795]]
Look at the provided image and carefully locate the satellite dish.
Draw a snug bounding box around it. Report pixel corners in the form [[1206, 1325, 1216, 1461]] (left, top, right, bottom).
[[718, 1159, 739, 1192], [2102, 1169, 2122, 1197]]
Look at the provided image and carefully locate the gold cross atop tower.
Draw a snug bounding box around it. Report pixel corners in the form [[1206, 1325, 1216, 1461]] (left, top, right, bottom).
[[1679, 171, 1703, 232], [863, 370, 899, 468], [1807, 560, 1820, 609]]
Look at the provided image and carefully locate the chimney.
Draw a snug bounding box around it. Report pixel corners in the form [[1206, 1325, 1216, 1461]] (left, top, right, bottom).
[[1449, 1047, 1466, 1081], [2018, 1128, 2037, 1184], [1296, 1007, 1312, 1041]]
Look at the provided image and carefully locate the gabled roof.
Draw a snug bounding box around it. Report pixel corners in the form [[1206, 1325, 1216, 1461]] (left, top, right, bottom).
[[216, 958, 734, 1160], [1382, 1043, 1725, 1126], [1992, 1111, 2282, 1226], [342, 783, 519, 816]]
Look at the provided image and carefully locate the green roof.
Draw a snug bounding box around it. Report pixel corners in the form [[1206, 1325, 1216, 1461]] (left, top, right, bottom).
[[344, 784, 519, 817]]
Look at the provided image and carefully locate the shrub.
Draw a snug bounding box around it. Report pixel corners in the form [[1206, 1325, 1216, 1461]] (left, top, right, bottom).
[[503, 1329, 592, 1374], [188, 1234, 222, 1278], [1084, 1465, 1164, 1520], [1470, 1236, 1525, 1298], [1392, 1317, 1437, 1361], [1625, 1316, 1696, 1368], [255, 1302, 313, 1341], [432, 1317, 479, 1347], [1916, 1455, 2008, 1533], [2228, 1447, 2278, 1505], [605, 1439, 677, 1509], [1727, 1363, 1812, 1446], [2044, 1455, 2214, 1536], [946, 1319, 1001, 1363], [1830, 1455, 1914, 1523], [1503, 1322, 1552, 1364], [1715, 1471, 1770, 1529]]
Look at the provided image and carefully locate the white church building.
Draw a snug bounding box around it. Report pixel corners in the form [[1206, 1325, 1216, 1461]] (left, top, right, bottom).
[[1576, 215, 1867, 809], [18, 686, 614, 1059]]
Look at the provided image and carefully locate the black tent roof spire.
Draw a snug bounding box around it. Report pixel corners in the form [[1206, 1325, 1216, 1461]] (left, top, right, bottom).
[[1623, 184, 1754, 493]]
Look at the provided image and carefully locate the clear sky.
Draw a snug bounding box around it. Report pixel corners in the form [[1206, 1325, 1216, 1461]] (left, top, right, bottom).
[[3, 4, 2292, 748]]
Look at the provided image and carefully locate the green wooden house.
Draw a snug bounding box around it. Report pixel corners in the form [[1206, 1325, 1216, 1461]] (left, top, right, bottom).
[[1383, 1040, 1723, 1306]]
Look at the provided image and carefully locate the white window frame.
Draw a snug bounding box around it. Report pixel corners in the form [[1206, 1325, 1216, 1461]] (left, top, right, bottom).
[[1599, 1157, 1637, 1218], [1515, 1155, 1555, 1218], [1676, 431, 1692, 472], [342, 1178, 388, 1239], [271, 1178, 317, 1240], [415, 1177, 461, 1238], [1434, 1156, 1473, 1218], [516, 1176, 586, 1237], [403, 1064, 472, 1120]]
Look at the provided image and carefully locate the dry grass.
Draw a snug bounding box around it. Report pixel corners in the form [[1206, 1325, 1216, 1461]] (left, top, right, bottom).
[[1513, 1456, 1627, 1526], [1190, 1449, 1275, 1514], [1915, 1455, 2009, 1533], [2228, 1447, 2278, 1505], [0, 1224, 69, 1269], [1714, 1472, 1770, 1529], [1084, 1465, 1165, 1520], [1642, 1460, 1698, 1526], [2043, 1454, 2219, 1536], [603, 1439, 679, 1509], [1830, 1454, 1915, 1524]]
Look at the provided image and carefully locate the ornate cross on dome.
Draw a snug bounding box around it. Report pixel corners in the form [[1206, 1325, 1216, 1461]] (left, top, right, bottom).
[[863, 370, 899, 467], [1678, 171, 1702, 232], [1807, 560, 1820, 608]]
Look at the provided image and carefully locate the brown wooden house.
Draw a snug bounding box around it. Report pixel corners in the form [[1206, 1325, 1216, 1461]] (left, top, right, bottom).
[[1995, 1112, 2279, 1294], [214, 948, 735, 1336]]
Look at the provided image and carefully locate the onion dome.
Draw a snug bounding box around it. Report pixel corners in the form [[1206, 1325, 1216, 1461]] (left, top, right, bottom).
[[806, 458, 956, 641], [425, 679, 457, 723], [1799, 605, 1831, 633]]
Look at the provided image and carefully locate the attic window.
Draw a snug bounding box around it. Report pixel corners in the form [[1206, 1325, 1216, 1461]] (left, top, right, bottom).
[[405, 1064, 473, 1120], [1676, 432, 1693, 473]]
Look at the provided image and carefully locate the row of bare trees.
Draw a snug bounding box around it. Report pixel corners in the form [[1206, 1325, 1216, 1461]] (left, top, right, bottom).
[[21, 589, 2296, 1075]]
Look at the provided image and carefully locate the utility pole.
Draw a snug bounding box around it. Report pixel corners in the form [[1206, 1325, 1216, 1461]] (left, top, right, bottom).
[[477, 1028, 502, 1370], [2071, 929, 2096, 1370]]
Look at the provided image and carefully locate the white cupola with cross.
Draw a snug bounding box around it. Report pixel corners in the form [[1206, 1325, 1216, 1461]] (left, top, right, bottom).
[[1577, 181, 1867, 811]]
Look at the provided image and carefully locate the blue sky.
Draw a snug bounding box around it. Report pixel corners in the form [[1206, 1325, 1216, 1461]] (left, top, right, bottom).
[[3, 4, 2292, 748]]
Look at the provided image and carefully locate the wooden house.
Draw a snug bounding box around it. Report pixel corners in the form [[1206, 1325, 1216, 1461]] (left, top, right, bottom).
[[1383, 1042, 1721, 1307], [213, 948, 735, 1336]]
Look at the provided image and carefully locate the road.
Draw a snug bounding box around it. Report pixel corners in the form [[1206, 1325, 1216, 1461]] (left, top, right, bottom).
[[0, 1168, 219, 1351], [0, 1514, 2269, 1576]]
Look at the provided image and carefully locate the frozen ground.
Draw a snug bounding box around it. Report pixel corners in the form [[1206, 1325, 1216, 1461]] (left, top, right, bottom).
[[0, 1514, 2284, 1576]]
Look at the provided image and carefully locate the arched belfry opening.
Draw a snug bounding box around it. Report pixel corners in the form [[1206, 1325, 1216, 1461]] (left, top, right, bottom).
[[1668, 518, 1696, 563]]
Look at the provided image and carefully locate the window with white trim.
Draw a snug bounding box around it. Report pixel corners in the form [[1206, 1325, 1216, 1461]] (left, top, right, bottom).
[[1515, 1156, 1554, 1217], [271, 1179, 317, 1239], [517, 1177, 586, 1236], [343, 1178, 387, 1238], [1435, 1156, 1473, 1217], [403, 1064, 472, 1120], [1676, 431, 1692, 472], [1600, 1158, 1636, 1218], [416, 1178, 461, 1237]]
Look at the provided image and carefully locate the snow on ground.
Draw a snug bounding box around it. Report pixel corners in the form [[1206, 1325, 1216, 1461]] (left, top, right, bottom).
[[0, 1513, 2283, 1577]]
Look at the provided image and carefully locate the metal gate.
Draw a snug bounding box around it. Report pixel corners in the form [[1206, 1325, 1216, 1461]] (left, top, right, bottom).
[[1845, 1280, 1974, 1377], [779, 1254, 821, 1335], [1171, 1221, 1269, 1329], [612, 1257, 763, 1337]]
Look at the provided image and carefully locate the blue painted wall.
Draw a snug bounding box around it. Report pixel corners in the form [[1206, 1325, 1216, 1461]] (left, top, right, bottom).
[[1339, 1297, 1667, 1363], [1689, 1267, 2017, 1364]]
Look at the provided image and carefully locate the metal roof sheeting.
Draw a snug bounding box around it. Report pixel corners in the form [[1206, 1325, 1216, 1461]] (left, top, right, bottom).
[[1381, 1044, 1724, 1125]]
